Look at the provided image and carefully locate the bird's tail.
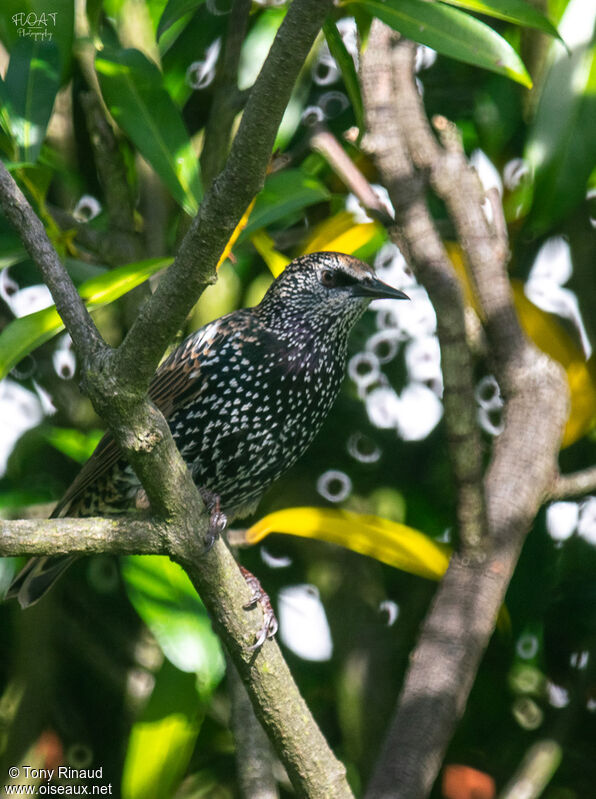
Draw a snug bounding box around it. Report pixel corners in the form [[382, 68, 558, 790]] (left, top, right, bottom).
[[4, 555, 77, 608]]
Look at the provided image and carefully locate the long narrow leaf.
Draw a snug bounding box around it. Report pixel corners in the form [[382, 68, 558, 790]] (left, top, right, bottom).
[[302, 210, 384, 257], [0, 257, 172, 380], [96, 47, 202, 215], [512, 282, 596, 447], [121, 660, 203, 799], [122, 556, 225, 679], [438, 0, 563, 42], [348, 0, 532, 87], [0, 0, 75, 81], [242, 507, 451, 580], [157, 0, 206, 38], [0, 39, 60, 162], [525, 0, 596, 231], [323, 19, 365, 133]]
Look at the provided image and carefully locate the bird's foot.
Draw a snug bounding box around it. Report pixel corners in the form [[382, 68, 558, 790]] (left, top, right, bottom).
[[199, 489, 227, 552], [240, 565, 279, 651]]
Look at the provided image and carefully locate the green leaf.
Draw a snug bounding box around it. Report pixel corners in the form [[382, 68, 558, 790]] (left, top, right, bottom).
[[95, 47, 202, 215], [157, 0, 206, 38], [0, 256, 171, 381], [161, 8, 224, 107], [348, 0, 533, 87], [437, 0, 563, 43], [0, 39, 60, 162], [243, 169, 331, 236], [525, 0, 596, 231], [122, 555, 226, 684], [122, 660, 203, 799], [323, 19, 365, 134], [239, 7, 287, 91], [0, 0, 75, 81], [0, 247, 26, 269], [43, 427, 104, 464]]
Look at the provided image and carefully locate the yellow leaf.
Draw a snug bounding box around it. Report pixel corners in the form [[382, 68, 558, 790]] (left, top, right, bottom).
[[512, 282, 596, 446], [244, 506, 451, 580], [250, 230, 290, 277], [446, 243, 596, 447], [217, 196, 257, 268], [444, 241, 481, 314], [250, 210, 383, 279], [242, 506, 510, 633], [564, 356, 596, 446], [302, 210, 382, 255]]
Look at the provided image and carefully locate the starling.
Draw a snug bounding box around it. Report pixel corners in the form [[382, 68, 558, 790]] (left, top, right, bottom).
[[7, 252, 408, 620]]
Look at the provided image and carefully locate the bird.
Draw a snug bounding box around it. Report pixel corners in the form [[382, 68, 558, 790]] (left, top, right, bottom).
[[7, 251, 408, 634]]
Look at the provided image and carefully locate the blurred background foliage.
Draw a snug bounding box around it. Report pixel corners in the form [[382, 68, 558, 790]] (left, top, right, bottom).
[[0, 0, 595, 796]]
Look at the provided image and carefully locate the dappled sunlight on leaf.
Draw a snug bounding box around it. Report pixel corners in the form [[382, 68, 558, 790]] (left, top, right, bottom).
[[302, 209, 384, 256], [121, 661, 203, 799], [122, 555, 225, 681], [96, 47, 202, 215]]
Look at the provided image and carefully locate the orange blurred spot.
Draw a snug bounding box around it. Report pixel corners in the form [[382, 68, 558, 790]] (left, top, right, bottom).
[[442, 764, 496, 799], [35, 729, 64, 771]]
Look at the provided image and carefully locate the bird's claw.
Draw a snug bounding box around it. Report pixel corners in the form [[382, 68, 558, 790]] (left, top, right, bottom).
[[240, 565, 278, 652], [200, 489, 227, 552]]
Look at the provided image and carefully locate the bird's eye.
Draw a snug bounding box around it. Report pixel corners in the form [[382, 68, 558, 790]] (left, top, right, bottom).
[[320, 269, 336, 288]]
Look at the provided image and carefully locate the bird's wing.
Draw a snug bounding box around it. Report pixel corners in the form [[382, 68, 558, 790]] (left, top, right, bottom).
[[52, 315, 247, 517], [51, 432, 121, 517]]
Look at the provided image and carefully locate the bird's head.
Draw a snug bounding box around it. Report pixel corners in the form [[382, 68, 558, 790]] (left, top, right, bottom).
[[256, 251, 409, 335]]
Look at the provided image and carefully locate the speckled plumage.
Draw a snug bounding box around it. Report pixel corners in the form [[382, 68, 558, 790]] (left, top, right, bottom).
[[7, 252, 408, 607]]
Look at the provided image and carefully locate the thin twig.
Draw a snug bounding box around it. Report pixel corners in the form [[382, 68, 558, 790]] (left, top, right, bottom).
[[550, 466, 596, 500], [498, 740, 562, 799], [310, 125, 394, 226]]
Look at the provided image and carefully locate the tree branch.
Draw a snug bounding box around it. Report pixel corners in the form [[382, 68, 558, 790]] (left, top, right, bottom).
[[80, 90, 138, 242], [228, 661, 280, 799], [0, 517, 164, 556], [361, 22, 569, 799]]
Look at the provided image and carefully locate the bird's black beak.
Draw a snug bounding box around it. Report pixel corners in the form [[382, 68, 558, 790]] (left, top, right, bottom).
[[351, 276, 409, 301]]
